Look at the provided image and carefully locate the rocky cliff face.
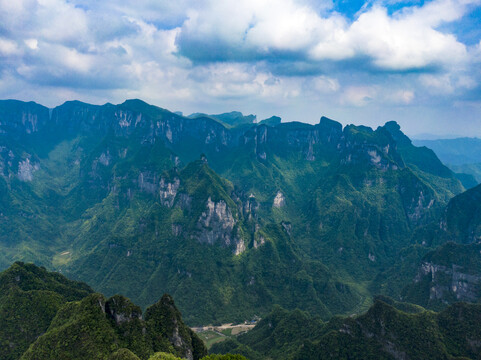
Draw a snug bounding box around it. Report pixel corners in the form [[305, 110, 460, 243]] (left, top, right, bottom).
[[0, 98, 467, 326], [16, 284, 206, 360], [195, 197, 244, 253], [106, 295, 144, 325], [145, 294, 207, 360], [415, 262, 481, 303], [442, 182, 481, 243], [402, 242, 481, 309], [48, 100, 236, 153], [0, 100, 51, 138], [158, 177, 180, 206]]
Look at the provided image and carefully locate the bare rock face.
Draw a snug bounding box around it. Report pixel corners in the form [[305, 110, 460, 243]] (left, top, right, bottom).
[[159, 177, 180, 207], [99, 151, 111, 166], [403, 189, 435, 224], [137, 171, 159, 194], [273, 191, 285, 208], [17, 158, 39, 182], [253, 235, 266, 249], [414, 262, 481, 303], [145, 294, 207, 360], [235, 239, 246, 255], [172, 223, 182, 237], [105, 295, 143, 325], [195, 197, 245, 254], [243, 194, 259, 221]]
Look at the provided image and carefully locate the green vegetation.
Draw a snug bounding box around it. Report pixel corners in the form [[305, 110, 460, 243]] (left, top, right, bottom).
[[401, 242, 481, 309], [201, 355, 248, 360], [148, 353, 181, 360], [197, 331, 228, 349], [0, 262, 92, 360], [0, 98, 476, 329], [20, 292, 207, 360], [213, 300, 481, 360], [0, 263, 207, 360], [110, 349, 141, 360], [444, 182, 481, 243]]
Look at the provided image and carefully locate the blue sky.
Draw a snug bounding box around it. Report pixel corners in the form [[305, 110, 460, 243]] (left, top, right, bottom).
[[0, 0, 480, 137]]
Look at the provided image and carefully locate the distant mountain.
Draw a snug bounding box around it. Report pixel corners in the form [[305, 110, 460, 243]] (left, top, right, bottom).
[[0, 98, 467, 326], [212, 299, 481, 360], [449, 163, 481, 184], [187, 111, 256, 128], [258, 116, 281, 126], [413, 137, 481, 187], [413, 138, 481, 165]]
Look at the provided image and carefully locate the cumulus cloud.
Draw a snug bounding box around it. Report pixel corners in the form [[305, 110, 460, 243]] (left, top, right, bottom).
[[0, 38, 21, 56], [177, 0, 478, 72], [0, 0, 480, 135]]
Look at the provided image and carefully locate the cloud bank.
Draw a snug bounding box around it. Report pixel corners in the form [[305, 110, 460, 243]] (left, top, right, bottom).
[[0, 0, 480, 136]]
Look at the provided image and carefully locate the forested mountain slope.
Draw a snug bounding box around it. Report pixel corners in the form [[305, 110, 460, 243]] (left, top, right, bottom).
[[0, 99, 466, 324], [0, 262, 207, 360]]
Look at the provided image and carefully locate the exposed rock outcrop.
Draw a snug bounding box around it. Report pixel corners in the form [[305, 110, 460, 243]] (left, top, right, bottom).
[[195, 197, 245, 254], [145, 294, 207, 360], [414, 261, 481, 303], [159, 177, 180, 207], [273, 191, 285, 208]]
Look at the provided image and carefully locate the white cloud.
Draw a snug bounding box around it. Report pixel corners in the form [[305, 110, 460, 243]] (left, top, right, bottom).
[[24, 39, 38, 50], [0, 0, 480, 135], [347, 5, 468, 70], [0, 38, 21, 56], [419, 73, 477, 94], [385, 89, 415, 104], [177, 0, 476, 72], [341, 86, 377, 106], [311, 76, 341, 93]]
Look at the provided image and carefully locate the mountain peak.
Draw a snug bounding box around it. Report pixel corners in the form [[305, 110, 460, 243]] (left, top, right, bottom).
[[120, 99, 150, 107], [259, 115, 281, 126], [319, 116, 342, 132], [382, 120, 412, 145]]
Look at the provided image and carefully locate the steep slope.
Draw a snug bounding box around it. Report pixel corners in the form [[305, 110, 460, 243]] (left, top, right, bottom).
[[20, 292, 207, 360], [64, 157, 360, 324], [213, 300, 481, 360], [215, 119, 462, 283], [0, 262, 93, 360], [187, 111, 256, 128], [377, 184, 481, 310], [0, 99, 466, 325], [413, 137, 481, 166], [442, 182, 481, 243], [401, 242, 481, 309], [413, 137, 481, 187]]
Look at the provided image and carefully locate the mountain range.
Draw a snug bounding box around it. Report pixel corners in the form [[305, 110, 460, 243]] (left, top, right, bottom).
[[211, 296, 481, 359], [2, 98, 481, 346], [413, 137, 481, 187]]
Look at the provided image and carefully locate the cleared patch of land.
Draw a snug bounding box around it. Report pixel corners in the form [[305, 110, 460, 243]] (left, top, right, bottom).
[[193, 322, 257, 349], [52, 250, 73, 267]]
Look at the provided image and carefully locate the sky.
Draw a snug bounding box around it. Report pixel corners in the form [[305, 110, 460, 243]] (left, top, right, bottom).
[[0, 0, 480, 137]]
